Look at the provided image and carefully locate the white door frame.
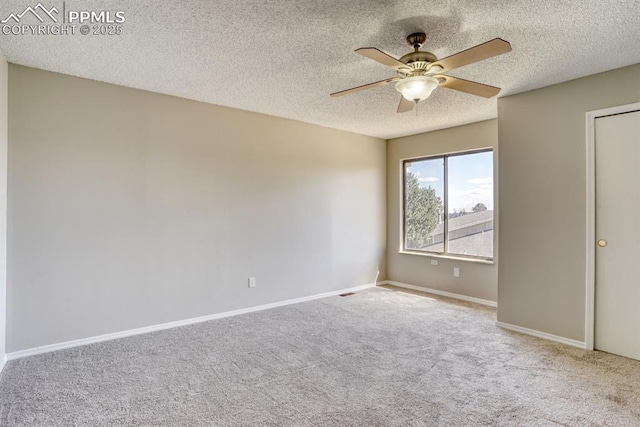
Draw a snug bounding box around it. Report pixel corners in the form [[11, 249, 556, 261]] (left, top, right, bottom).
[[585, 102, 640, 350]]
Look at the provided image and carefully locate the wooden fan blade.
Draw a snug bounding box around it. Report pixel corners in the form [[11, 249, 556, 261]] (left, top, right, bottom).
[[397, 96, 415, 113], [429, 38, 511, 72], [435, 75, 501, 98], [330, 77, 399, 97], [355, 48, 412, 72]]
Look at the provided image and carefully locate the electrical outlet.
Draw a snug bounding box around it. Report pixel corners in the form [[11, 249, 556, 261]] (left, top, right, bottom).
[[248, 277, 256, 288], [430, 260, 439, 266], [453, 267, 460, 278]]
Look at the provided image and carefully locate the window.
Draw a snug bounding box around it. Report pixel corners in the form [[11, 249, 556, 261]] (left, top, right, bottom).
[[403, 149, 494, 260]]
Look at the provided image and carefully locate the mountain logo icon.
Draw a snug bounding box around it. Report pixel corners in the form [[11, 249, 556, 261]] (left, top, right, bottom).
[[1, 3, 59, 24]]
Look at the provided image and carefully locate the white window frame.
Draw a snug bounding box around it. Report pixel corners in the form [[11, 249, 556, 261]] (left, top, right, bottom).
[[400, 148, 494, 263]]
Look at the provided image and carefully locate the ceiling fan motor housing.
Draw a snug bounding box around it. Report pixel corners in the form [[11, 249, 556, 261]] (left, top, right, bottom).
[[399, 32, 437, 76], [399, 51, 437, 74]]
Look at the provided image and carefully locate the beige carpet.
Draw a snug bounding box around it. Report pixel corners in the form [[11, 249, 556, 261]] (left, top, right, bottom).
[[0, 286, 638, 426]]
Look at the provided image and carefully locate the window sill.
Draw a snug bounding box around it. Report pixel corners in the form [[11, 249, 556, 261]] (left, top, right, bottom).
[[398, 250, 495, 265]]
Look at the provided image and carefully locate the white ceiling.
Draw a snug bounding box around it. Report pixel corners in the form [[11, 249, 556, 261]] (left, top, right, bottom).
[[0, 0, 639, 139]]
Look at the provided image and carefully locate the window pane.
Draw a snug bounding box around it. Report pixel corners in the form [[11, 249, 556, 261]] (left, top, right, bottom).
[[446, 151, 493, 258], [404, 158, 444, 252]]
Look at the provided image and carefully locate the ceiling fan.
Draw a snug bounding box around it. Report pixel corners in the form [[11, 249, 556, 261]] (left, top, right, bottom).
[[330, 32, 511, 113]]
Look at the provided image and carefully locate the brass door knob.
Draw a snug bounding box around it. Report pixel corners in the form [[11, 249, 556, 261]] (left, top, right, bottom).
[[597, 239, 608, 247]]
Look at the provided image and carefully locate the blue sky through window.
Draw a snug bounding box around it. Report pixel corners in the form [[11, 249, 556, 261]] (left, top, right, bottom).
[[406, 151, 493, 211]]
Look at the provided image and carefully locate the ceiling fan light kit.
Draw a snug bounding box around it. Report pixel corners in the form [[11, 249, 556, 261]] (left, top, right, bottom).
[[396, 75, 439, 102], [331, 32, 512, 113]]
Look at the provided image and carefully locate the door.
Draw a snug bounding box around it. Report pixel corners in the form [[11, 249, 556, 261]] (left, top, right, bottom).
[[594, 109, 640, 360]]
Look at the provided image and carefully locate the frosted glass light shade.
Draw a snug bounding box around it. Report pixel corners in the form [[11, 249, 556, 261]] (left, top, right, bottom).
[[395, 76, 439, 102]]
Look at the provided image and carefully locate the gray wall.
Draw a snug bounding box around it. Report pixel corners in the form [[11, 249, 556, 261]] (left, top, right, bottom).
[[387, 120, 498, 302], [498, 64, 640, 341], [7, 65, 387, 352], [0, 51, 7, 365]]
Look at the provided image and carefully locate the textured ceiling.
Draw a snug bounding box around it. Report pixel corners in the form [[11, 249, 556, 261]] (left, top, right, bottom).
[[0, 0, 639, 139]]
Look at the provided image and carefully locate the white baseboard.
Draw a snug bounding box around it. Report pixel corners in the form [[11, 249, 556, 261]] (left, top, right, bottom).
[[0, 355, 5, 373], [496, 321, 586, 349], [383, 280, 497, 308], [7, 282, 381, 361]]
